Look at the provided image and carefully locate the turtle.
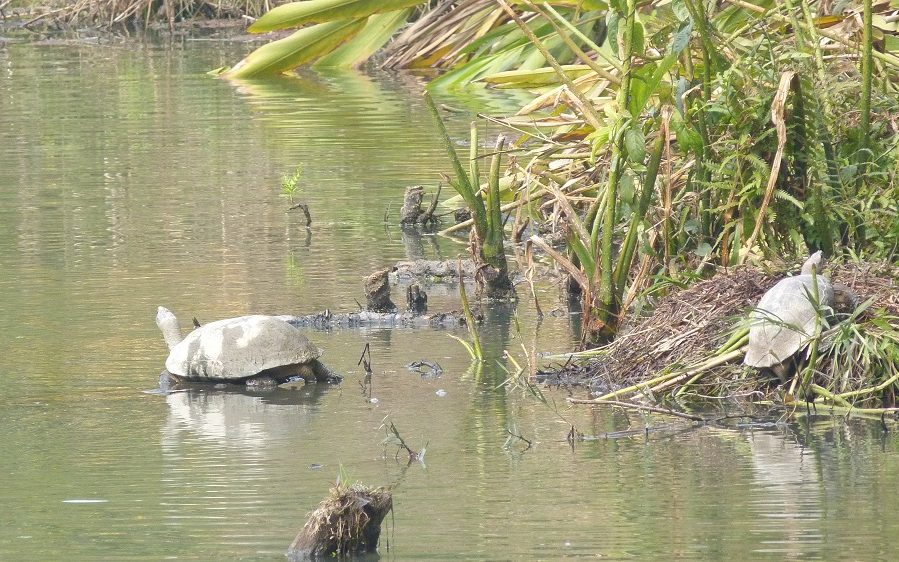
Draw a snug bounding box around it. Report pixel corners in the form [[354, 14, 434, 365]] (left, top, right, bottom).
[[744, 251, 855, 381], [155, 306, 338, 388]]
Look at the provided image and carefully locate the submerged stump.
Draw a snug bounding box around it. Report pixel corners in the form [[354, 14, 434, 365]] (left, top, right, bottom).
[[399, 185, 425, 225], [287, 484, 393, 561], [364, 268, 396, 312]]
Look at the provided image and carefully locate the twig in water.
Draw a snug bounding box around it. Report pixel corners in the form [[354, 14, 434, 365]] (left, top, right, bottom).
[[380, 417, 426, 464], [289, 202, 312, 227], [504, 428, 533, 451], [567, 399, 708, 422], [420, 183, 442, 225], [357, 343, 373, 397], [566, 425, 584, 444]]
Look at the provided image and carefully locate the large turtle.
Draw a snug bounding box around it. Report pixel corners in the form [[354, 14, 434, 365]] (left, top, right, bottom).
[[156, 306, 338, 388], [744, 252, 851, 380]]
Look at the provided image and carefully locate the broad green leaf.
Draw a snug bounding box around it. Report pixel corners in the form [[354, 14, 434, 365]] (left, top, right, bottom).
[[624, 127, 646, 163], [315, 9, 411, 68], [248, 0, 423, 33], [627, 61, 657, 116], [669, 18, 693, 55], [226, 19, 366, 78], [428, 45, 528, 89], [480, 65, 594, 88], [619, 173, 635, 205], [632, 21, 644, 56], [441, 177, 518, 208], [629, 19, 691, 115]]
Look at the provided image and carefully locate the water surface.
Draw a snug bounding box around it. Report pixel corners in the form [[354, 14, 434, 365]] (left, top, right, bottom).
[[2, 39, 899, 560]]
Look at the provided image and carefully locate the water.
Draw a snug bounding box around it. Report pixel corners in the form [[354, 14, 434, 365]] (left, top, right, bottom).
[[3, 38, 899, 560]]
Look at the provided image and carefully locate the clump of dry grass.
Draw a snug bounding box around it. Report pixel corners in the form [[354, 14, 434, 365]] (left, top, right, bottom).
[[569, 260, 899, 406], [287, 483, 392, 560], [10, 0, 287, 28]]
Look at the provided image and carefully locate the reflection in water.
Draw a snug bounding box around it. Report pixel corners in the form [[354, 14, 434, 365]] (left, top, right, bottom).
[[745, 430, 822, 558], [159, 386, 328, 547]]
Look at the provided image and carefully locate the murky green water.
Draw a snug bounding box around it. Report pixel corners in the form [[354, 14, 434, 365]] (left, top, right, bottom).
[[3, 39, 899, 560]]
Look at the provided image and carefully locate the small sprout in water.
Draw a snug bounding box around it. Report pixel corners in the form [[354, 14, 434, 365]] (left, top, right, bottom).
[[280, 164, 303, 204]]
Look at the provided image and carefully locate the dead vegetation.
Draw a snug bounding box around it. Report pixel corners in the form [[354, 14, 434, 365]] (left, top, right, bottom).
[[287, 483, 392, 561], [554, 260, 899, 408]]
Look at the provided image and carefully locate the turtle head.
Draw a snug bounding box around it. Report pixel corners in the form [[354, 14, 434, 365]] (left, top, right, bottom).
[[800, 251, 824, 275], [155, 306, 184, 350]]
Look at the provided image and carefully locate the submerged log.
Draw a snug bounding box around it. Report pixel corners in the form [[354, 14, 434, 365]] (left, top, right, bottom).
[[393, 259, 476, 281], [279, 309, 477, 330], [287, 484, 392, 561]]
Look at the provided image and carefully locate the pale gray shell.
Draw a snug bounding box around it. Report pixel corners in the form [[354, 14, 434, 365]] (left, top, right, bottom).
[[165, 315, 321, 380], [744, 274, 834, 368]]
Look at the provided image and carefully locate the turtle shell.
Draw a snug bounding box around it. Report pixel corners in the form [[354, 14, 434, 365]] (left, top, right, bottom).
[[744, 274, 834, 368], [165, 315, 322, 381]]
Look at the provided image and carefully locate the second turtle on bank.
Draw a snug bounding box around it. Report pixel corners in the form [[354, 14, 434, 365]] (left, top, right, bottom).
[[744, 251, 857, 380], [156, 306, 338, 388]]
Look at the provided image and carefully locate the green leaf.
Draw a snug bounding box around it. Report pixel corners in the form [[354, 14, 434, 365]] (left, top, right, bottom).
[[314, 9, 411, 68], [627, 61, 657, 116], [624, 127, 646, 163], [619, 173, 635, 205], [248, 0, 423, 33], [226, 19, 366, 78], [672, 0, 690, 22], [632, 21, 645, 56], [606, 11, 620, 58], [669, 18, 693, 55]]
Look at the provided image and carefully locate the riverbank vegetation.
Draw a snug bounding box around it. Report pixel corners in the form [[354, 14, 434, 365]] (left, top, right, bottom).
[[12, 0, 897, 408], [2, 0, 286, 27]]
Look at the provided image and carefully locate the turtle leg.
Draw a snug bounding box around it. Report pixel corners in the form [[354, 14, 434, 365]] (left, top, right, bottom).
[[245, 375, 278, 391], [310, 360, 342, 384], [770, 362, 791, 384]]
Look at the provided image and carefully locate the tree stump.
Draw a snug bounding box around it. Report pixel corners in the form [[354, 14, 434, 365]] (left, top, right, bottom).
[[286, 484, 392, 561], [364, 268, 396, 312], [399, 185, 425, 225], [406, 283, 428, 314]]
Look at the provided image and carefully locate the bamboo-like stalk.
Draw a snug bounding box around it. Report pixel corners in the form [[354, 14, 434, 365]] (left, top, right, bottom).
[[835, 371, 899, 401], [614, 129, 665, 293], [579, 346, 746, 402], [858, 0, 873, 183], [458, 258, 483, 360], [423, 92, 488, 241], [482, 134, 513, 296], [469, 122, 480, 193], [797, 266, 823, 396], [587, 0, 637, 344]]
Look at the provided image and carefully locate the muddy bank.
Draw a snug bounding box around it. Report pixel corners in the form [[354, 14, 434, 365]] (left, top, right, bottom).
[[546, 261, 898, 406]]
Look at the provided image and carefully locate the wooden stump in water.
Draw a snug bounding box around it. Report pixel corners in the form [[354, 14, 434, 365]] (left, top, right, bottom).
[[364, 268, 396, 312], [399, 185, 425, 225], [406, 283, 428, 314], [287, 484, 393, 561]]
